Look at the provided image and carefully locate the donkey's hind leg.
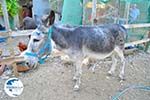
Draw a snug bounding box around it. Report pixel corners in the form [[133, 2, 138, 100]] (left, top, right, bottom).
[[71, 52, 83, 91], [114, 46, 125, 80], [73, 59, 82, 91]]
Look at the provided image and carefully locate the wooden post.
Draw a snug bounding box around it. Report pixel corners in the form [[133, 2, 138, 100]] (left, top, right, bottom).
[[0, 0, 11, 31], [82, 0, 88, 25], [145, 31, 150, 52], [123, 23, 150, 29], [144, 41, 150, 52], [114, 0, 120, 24], [124, 2, 130, 24], [14, 14, 20, 29], [91, 0, 97, 25]]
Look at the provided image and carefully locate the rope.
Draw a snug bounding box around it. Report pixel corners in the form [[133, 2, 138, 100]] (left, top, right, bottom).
[[112, 85, 150, 100], [38, 27, 52, 64], [25, 26, 53, 64]]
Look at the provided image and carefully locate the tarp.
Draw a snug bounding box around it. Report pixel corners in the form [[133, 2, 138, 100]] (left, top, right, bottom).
[[32, 0, 51, 19], [120, 0, 142, 3], [61, 0, 83, 25]]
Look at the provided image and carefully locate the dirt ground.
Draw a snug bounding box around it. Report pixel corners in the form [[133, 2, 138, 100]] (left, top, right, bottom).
[[0, 36, 150, 100]]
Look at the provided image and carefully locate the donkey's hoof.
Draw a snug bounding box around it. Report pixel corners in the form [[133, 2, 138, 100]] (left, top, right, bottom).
[[73, 85, 80, 91], [92, 68, 95, 73], [119, 74, 125, 81], [92, 71, 95, 74], [33, 63, 38, 69], [107, 71, 113, 76], [72, 76, 78, 81]]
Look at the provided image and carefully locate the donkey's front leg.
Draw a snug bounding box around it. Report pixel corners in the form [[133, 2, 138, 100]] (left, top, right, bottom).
[[108, 54, 117, 75], [114, 47, 125, 80], [73, 60, 82, 91]]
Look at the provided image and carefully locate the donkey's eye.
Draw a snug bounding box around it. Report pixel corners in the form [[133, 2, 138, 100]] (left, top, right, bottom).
[[33, 39, 40, 42]]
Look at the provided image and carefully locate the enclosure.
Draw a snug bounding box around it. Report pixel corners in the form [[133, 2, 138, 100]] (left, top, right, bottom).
[[0, 0, 150, 100]]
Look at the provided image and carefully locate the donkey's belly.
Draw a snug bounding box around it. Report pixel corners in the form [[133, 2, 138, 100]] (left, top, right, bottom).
[[82, 46, 114, 59]]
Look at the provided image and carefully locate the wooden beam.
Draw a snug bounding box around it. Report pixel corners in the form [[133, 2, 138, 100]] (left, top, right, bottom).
[[91, 0, 97, 25], [0, 56, 25, 65], [1, 0, 11, 31], [0, 30, 34, 37], [0, 56, 26, 76], [124, 2, 130, 24], [124, 38, 150, 48], [83, 0, 89, 25], [123, 23, 150, 29], [10, 30, 33, 37]]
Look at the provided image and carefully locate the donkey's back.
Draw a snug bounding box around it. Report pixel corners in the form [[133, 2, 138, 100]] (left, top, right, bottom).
[[72, 24, 127, 57]]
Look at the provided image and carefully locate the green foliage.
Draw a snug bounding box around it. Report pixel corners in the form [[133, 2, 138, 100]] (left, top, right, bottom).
[[0, 0, 20, 17]]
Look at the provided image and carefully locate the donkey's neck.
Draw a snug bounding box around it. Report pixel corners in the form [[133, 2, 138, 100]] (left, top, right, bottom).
[[54, 25, 75, 37]]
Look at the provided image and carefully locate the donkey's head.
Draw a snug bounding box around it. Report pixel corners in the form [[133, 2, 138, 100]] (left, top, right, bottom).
[[22, 14, 53, 68]]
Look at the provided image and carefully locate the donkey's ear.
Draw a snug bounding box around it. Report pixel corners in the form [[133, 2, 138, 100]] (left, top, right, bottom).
[[41, 10, 56, 27], [34, 14, 49, 33]]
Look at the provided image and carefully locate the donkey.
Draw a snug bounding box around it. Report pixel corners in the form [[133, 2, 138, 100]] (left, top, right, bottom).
[[50, 23, 127, 90]]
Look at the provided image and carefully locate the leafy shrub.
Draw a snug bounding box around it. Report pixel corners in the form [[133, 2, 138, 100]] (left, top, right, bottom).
[[0, 0, 20, 17]]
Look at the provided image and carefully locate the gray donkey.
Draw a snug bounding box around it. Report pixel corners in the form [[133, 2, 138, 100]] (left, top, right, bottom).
[[50, 23, 127, 90]]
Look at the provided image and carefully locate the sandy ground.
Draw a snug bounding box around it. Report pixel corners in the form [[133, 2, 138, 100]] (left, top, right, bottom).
[[0, 36, 150, 100]]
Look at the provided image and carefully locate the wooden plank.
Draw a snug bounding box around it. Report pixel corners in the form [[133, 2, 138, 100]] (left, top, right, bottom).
[[0, 56, 25, 65], [83, 0, 89, 25], [125, 38, 150, 48], [124, 2, 130, 24], [0, 30, 34, 37], [0, 0, 11, 31], [91, 0, 97, 25], [0, 56, 26, 76], [123, 23, 150, 29], [11, 30, 33, 37], [1, 24, 150, 37]]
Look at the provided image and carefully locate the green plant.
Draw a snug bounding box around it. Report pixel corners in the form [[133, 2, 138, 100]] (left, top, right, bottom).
[[0, 0, 20, 17]]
